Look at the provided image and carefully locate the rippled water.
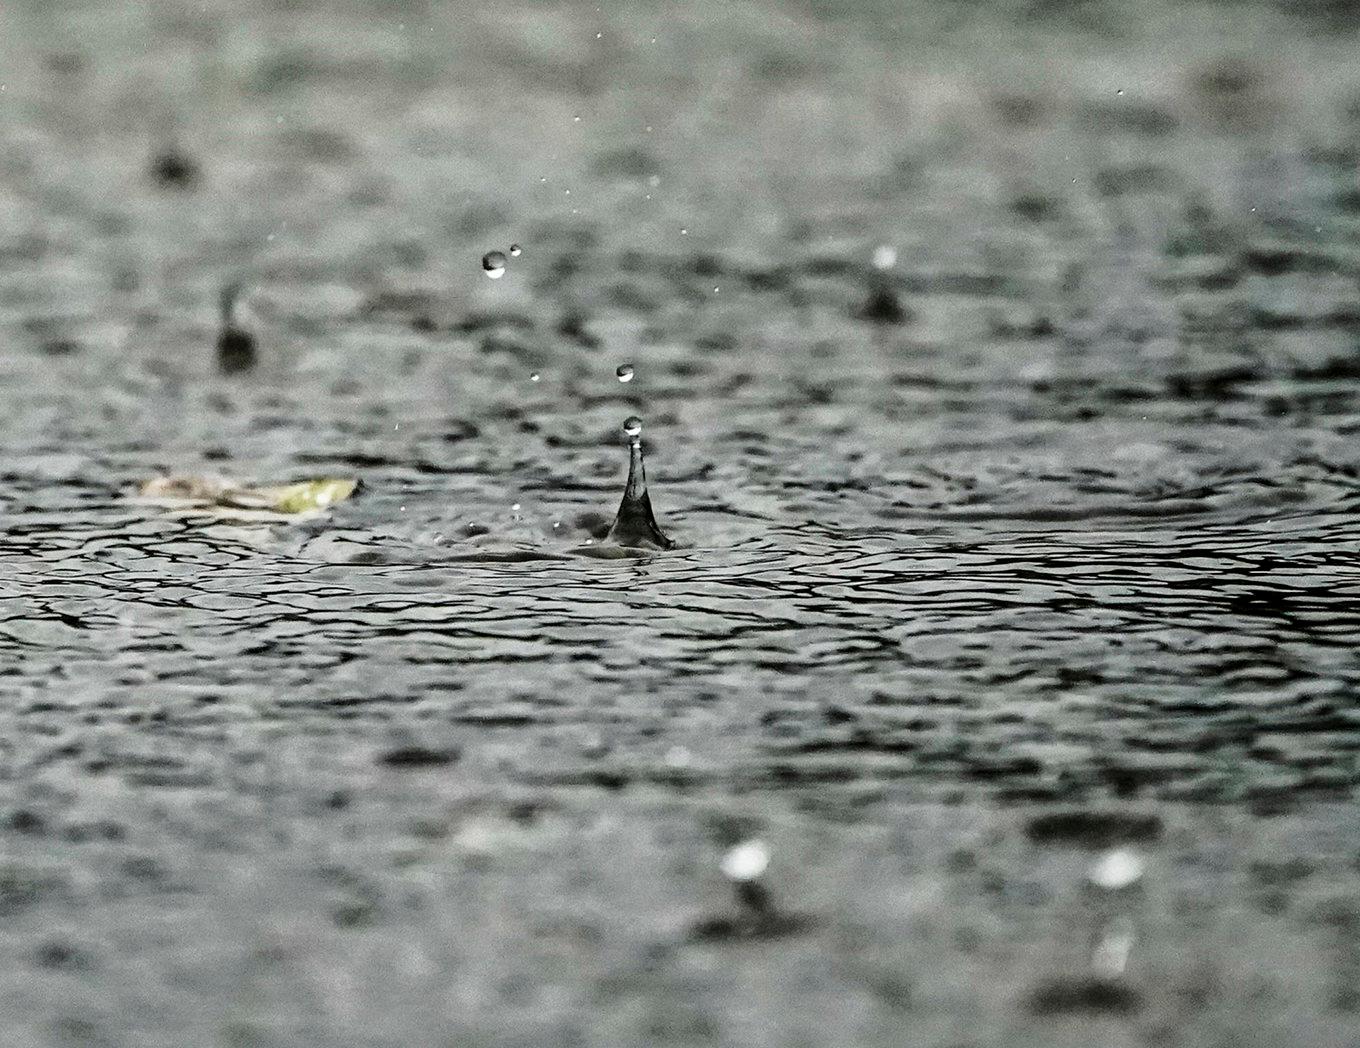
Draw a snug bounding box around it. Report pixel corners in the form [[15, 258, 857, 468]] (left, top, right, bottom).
[[3, 0, 1360, 1044]]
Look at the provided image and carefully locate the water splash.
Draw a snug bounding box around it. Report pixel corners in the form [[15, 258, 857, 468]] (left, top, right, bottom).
[[216, 282, 257, 374], [481, 251, 507, 279], [616, 364, 634, 383], [509, 244, 523, 257], [606, 415, 673, 549]]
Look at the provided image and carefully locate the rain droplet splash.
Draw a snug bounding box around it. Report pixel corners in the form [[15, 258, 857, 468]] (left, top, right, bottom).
[[606, 415, 672, 549], [616, 364, 635, 383], [481, 251, 507, 279], [529, 371, 540, 382], [509, 244, 522, 257]]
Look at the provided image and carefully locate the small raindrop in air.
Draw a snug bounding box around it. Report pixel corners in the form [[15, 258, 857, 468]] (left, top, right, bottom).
[[720, 840, 770, 883], [616, 364, 635, 383], [529, 371, 540, 382], [573, 115, 582, 123], [872, 244, 897, 270], [481, 250, 507, 279], [623, 415, 643, 439], [1116, 88, 1124, 95], [1088, 847, 1145, 891], [509, 244, 522, 257]]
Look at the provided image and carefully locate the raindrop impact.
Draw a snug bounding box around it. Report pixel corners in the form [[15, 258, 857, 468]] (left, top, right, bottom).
[[606, 415, 672, 549], [481, 251, 507, 279], [217, 282, 257, 375], [529, 371, 540, 382], [616, 364, 635, 383], [509, 244, 522, 257]]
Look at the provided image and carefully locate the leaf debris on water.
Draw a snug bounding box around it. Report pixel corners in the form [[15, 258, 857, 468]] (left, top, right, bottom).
[[138, 475, 359, 517]]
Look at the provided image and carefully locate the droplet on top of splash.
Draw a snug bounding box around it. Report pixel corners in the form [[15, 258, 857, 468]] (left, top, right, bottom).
[[616, 364, 635, 383], [481, 251, 507, 278], [605, 414, 672, 549]]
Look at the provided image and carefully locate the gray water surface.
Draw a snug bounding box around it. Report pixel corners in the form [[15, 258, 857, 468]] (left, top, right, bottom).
[[3, 0, 1360, 1045]]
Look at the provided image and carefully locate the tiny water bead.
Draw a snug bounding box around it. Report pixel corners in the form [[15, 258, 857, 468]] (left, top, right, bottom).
[[623, 415, 642, 438], [529, 371, 540, 382], [720, 840, 770, 883], [481, 251, 507, 279], [616, 364, 635, 383], [872, 244, 898, 270], [509, 244, 522, 257], [1088, 847, 1145, 891]]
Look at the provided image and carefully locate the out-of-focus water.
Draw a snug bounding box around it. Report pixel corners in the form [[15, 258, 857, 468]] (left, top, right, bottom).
[[2, 1, 1360, 1045]]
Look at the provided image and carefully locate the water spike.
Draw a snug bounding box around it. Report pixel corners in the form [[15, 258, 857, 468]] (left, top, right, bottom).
[[606, 416, 673, 549], [216, 281, 257, 374]]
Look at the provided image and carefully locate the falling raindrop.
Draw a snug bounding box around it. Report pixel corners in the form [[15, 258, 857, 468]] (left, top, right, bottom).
[[509, 244, 522, 257], [680, 227, 688, 235], [529, 371, 540, 382], [872, 244, 897, 270], [1116, 88, 1124, 96], [721, 840, 770, 883], [616, 364, 635, 383], [573, 115, 581, 123], [1088, 848, 1145, 891], [1092, 916, 1135, 977], [481, 251, 507, 279]]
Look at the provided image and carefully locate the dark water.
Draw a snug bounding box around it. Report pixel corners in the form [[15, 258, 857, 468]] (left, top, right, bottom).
[[3, 1, 1360, 1045]]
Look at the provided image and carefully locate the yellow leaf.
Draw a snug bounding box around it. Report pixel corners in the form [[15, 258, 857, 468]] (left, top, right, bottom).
[[138, 475, 358, 516], [256, 478, 359, 514]]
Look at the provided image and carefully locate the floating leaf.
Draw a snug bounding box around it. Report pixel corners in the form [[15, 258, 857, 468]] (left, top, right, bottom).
[[250, 478, 359, 514], [140, 474, 235, 501], [137, 475, 359, 517]]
